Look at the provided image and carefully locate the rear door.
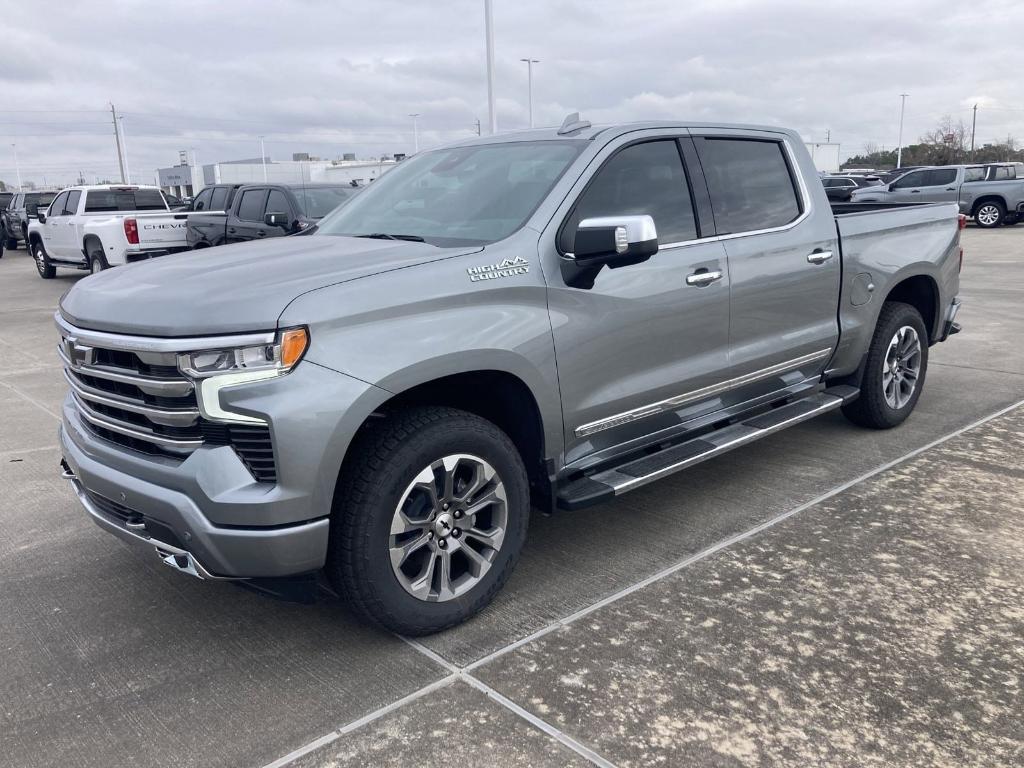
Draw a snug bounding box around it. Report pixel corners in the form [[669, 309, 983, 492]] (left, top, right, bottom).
[[693, 132, 841, 402], [916, 167, 960, 203], [228, 188, 267, 242]]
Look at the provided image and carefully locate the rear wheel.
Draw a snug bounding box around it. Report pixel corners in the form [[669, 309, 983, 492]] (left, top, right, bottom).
[[86, 238, 109, 274], [842, 301, 928, 429], [974, 200, 1005, 228], [327, 406, 530, 635], [2, 226, 16, 250], [33, 240, 55, 279]]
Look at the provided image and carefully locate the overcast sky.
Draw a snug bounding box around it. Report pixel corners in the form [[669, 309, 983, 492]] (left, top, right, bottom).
[[1, 0, 1021, 187]]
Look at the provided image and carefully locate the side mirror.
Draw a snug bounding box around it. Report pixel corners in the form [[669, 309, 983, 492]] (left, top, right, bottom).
[[264, 211, 288, 228], [37, 211, 46, 224], [572, 215, 658, 268]]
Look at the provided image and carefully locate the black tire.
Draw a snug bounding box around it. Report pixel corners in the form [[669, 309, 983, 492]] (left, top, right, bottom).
[[973, 199, 1005, 228], [86, 238, 109, 274], [327, 406, 530, 635], [32, 240, 55, 279], [842, 301, 929, 430], [2, 226, 15, 250]]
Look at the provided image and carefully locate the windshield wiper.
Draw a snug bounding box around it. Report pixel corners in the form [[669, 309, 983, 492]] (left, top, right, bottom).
[[355, 233, 425, 242]]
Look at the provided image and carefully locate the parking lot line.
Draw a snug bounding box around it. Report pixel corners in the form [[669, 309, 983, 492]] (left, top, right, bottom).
[[0, 379, 61, 421], [263, 396, 1024, 768]]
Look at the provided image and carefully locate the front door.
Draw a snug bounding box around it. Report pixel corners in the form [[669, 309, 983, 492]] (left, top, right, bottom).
[[42, 191, 69, 259], [542, 135, 731, 465], [692, 133, 841, 402], [886, 169, 929, 202]]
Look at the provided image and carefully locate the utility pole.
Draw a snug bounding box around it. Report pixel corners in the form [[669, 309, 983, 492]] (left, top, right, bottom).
[[409, 113, 420, 153], [110, 103, 127, 183], [520, 58, 539, 128], [259, 136, 267, 181], [11, 144, 22, 191], [970, 103, 978, 160], [118, 116, 131, 183], [484, 0, 497, 134], [474, 118, 481, 136], [896, 93, 908, 169], [825, 129, 830, 143]]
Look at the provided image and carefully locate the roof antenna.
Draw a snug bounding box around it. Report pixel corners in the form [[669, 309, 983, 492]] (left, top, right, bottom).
[[557, 112, 591, 135]]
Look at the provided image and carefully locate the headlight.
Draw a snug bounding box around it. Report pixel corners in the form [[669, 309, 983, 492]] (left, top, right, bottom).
[[178, 328, 309, 425], [179, 328, 308, 378]]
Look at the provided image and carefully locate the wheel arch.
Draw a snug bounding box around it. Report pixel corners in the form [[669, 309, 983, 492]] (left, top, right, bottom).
[[884, 273, 940, 343], [971, 195, 1007, 216]]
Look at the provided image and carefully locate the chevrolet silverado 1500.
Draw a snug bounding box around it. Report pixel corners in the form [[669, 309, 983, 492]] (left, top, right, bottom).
[[56, 117, 963, 634]]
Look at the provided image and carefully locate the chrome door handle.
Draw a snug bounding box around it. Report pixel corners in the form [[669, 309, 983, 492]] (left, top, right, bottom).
[[686, 269, 723, 286], [807, 250, 834, 264]]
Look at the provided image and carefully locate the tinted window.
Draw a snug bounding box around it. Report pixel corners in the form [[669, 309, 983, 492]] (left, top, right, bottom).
[[236, 189, 266, 221], [48, 191, 69, 217], [964, 167, 986, 182], [292, 186, 358, 218], [63, 190, 81, 215], [265, 189, 291, 217], [84, 189, 166, 212], [893, 170, 926, 188], [0, 193, 12, 209], [209, 187, 230, 211], [192, 188, 214, 211], [134, 189, 167, 210], [697, 138, 801, 233], [560, 140, 697, 251], [316, 140, 584, 247], [925, 169, 957, 186]]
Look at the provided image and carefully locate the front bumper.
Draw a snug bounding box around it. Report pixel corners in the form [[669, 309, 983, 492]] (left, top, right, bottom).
[[61, 420, 329, 578]]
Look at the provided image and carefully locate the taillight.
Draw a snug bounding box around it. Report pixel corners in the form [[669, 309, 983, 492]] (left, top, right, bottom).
[[958, 214, 967, 230], [123, 218, 139, 245]]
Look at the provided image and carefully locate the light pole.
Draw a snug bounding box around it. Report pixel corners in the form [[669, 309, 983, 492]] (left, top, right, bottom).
[[409, 113, 420, 153], [11, 144, 22, 191], [259, 136, 267, 182], [484, 0, 497, 134], [520, 58, 539, 128], [118, 116, 131, 184], [896, 93, 908, 169]]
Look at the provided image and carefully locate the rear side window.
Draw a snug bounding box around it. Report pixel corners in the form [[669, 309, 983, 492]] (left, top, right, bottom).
[[209, 187, 230, 210], [63, 190, 81, 215], [561, 139, 698, 251], [236, 189, 266, 221], [925, 169, 957, 186], [696, 138, 801, 234]]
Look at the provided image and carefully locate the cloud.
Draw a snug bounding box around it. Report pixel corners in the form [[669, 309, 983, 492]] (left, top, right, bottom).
[[0, 0, 1020, 187]]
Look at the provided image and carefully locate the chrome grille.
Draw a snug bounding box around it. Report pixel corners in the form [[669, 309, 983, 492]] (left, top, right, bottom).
[[58, 320, 278, 482]]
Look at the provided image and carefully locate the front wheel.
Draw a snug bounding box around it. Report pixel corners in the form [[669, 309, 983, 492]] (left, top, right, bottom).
[[842, 301, 928, 429], [33, 241, 55, 279], [327, 406, 530, 635], [974, 201, 1005, 228], [2, 226, 16, 250]]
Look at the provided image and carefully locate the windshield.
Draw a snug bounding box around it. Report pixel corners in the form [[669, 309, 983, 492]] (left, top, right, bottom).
[[316, 140, 585, 246], [293, 186, 360, 219]]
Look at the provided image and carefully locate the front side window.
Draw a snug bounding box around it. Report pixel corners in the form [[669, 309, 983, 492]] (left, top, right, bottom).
[[697, 138, 802, 233], [560, 140, 698, 251], [265, 189, 291, 217], [48, 191, 69, 217], [316, 140, 585, 247], [236, 189, 266, 221], [63, 190, 81, 215], [893, 170, 926, 188]]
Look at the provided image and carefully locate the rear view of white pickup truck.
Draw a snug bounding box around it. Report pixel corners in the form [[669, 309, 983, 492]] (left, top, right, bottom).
[[27, 185, 190, 279]]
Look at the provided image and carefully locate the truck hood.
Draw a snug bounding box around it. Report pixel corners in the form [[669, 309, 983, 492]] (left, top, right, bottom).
[[60, 235, 481, 336]]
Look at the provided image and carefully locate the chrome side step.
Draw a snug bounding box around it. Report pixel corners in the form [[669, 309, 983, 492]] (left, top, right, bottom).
[[557, 387, 857, 510]]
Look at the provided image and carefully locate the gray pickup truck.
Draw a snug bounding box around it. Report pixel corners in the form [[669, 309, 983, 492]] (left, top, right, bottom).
[[57, 117, 963, 634], [851, 163, 1024, 227]]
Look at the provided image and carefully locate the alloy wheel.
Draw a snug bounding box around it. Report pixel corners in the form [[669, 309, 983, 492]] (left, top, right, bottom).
[[977, 204, 1001, 227], [883, 325, 922, 409], [389, 453, 507, 602]]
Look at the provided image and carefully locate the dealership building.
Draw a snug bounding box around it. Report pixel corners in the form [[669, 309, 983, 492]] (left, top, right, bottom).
[[156, 152, 402, 198]]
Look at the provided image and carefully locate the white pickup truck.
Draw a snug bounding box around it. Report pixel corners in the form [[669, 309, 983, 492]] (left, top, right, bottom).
[[28, 185, 190, 278]]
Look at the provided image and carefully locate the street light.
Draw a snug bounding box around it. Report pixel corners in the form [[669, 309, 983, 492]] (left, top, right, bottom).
[[519, 58, 539, 128], [484, 0, 497, 134], [409, 113, 420, 153], [259, 136, 267, 182], [11, 144, 22, 191], [117, 116, 131, 184], [896, 93, 908, 169]]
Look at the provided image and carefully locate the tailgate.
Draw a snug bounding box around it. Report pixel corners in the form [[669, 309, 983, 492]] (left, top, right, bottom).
[[134, 213, 189, 248]]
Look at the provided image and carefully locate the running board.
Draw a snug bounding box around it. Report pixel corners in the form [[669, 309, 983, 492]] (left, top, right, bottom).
[[557, 387, 857, 510]]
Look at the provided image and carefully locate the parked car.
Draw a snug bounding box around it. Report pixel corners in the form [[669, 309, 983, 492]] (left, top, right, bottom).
[[57, 118, 962, 634], [820, 175, 883, 202], [851, 164, 1024, 227], [28, 185, 190, 278], [2, 190, 57, 250], [186, 183, 361, 249]]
